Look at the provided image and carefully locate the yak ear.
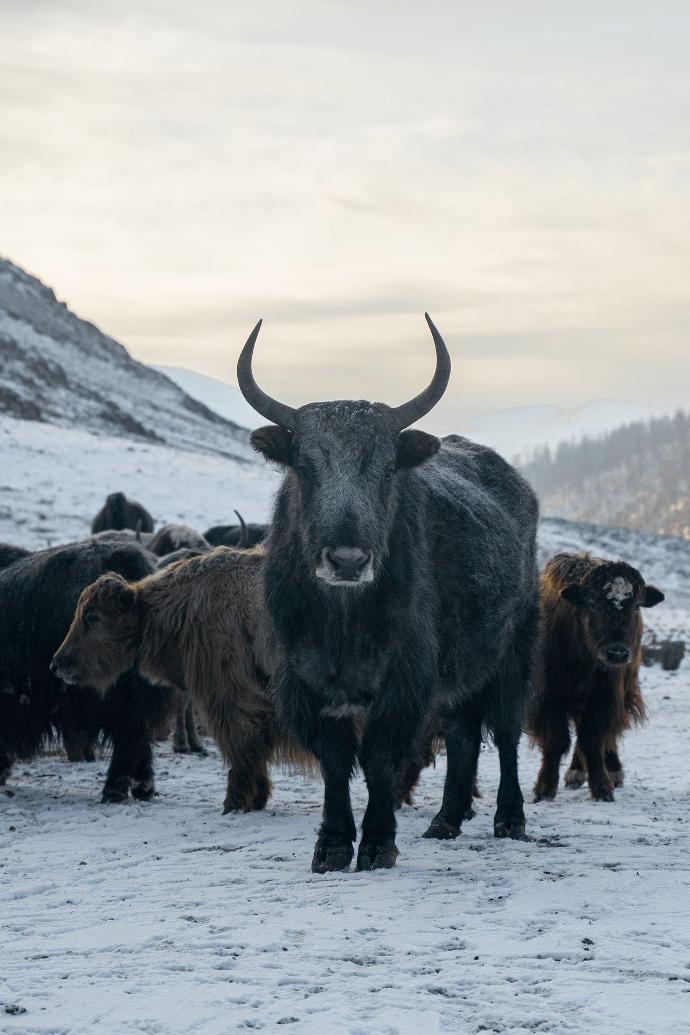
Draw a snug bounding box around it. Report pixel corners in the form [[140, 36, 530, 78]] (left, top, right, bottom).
[[250, 425, 293, 466], [100, 573, 138, 612], [561, 584, 588, 607], [642, 585, 665, 608], [396, 430, 441, 470]]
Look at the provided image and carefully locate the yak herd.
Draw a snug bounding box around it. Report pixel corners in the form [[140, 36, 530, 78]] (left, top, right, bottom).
[[1, 316, 667, 873]]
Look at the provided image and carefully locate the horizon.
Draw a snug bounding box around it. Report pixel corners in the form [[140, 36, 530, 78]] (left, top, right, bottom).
[[2, 2, 690, 436]]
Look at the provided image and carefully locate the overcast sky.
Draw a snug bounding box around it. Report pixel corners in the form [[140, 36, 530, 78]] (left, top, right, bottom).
[[1, 1, 689, 433]]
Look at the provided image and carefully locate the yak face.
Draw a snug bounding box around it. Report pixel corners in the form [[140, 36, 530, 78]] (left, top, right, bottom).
[[50, 573, 139, 693], [252, 402, 440, 587], [560, 561, 664, 667]]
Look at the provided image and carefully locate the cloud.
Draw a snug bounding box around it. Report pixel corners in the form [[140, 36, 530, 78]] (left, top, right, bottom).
[[1, 0, 689, 430]]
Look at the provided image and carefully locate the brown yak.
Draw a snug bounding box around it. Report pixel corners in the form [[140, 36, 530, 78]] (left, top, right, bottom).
[[527, 553, 664, 803], [52, 546, 311, 813]]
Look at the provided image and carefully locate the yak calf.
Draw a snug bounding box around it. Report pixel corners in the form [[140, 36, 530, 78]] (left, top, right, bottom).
[[528, 553, 664, 802], [52, 547, 312, 813]]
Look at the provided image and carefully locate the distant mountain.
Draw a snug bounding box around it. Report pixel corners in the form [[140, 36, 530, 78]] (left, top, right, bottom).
[[156, 365, 261, 430], [459, 400, 662, 463], [521, 411, 690, 539], [0, 257, 253, 460], [157, 365, 661, 463]]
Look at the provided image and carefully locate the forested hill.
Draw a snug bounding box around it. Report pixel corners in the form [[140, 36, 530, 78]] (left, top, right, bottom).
[[520, 410, 690, 539]]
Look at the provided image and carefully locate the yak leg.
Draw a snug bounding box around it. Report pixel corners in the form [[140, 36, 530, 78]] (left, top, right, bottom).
[[358, 699, 426, 870], [275, 675, 358, 873], [423, 703, 482, 840], [184, 700, 208, 755], [564, 741, 587, 788], [576, 696, 615, 802], [533, 708, 570, 802], [223, 716, 273, 813], [0, 749, 13, 788], [604, 734, 624, 787], [172, 694, 190, 753], [494, 727, 527, 840]]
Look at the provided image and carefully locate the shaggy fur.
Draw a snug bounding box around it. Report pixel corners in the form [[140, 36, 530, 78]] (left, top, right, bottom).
[[0, 543, 31, 569], [52, 547, 314, 813], [0, 539, 174, 800], [253, 412, 539, 872], [91, 491, 155, 534], [527, 553, 664, 802]]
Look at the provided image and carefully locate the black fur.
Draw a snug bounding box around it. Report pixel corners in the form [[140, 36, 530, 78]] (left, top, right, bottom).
[[204, 523, 267, 547], [0, 543, 31, 570], [0, 538, 173, 799], [91, 491, 155, 534], [253, 400, 539, 873]]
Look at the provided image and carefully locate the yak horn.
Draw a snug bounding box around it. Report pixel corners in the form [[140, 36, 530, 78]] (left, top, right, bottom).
[[236, 320, 297, 430], [233, 509, 248, 549], [236, 313, 450, 432], [390, 313, 451, 430]]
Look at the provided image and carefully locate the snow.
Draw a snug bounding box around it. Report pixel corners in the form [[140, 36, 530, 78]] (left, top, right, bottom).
[[156, 365, 264, 433], [1, 412, 689, 1034], [2, 658, 689, 1034]]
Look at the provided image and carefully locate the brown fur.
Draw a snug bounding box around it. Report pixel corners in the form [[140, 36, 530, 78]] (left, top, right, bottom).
[[53, 547, 315, 813], [527, 553, 661, 803]]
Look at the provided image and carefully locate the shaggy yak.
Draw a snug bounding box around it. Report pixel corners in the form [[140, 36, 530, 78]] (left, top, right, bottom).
[[0, 539, 174, 800], [51, 547, 312, 812], [528, 553, 664, 802], [236, 314, 539, 872], [204, 513, 266, 548], [91, 491, 155, 534]]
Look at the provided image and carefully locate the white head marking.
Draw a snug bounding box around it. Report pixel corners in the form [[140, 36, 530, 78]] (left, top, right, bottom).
[[603, 577, 633, 610]]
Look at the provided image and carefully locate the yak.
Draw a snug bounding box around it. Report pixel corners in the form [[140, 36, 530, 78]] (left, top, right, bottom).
[[0, 538, 174, 800], [51, 546, 313, 812], [236, 314, 539, 872], [148, 524, 209, 557], [204, 511, 266, 548], [91, 491, 155, 534], [528, 553, 664, 802]]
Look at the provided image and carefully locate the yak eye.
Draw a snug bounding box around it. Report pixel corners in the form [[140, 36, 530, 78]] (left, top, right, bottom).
[[83, 609, 99, 629], [295, 461, 312, 480], [384, 466, 395, 480]]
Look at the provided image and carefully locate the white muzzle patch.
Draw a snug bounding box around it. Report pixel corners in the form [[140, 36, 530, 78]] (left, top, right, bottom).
[[603, 577, 633, 610]]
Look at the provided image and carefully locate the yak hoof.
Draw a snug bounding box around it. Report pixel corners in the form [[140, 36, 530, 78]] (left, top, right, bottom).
[[356, 838, 398, 871], [423, 816, 461, 840], [311, 836, 354, 874], [463, 805, 476, 822], [131, 781, 156, 801], [189, 744, 209, 757], [494, 820, 529, 841], [564, 768, 586, 789], [608, 770, 624, 788], [173, 742, 190, 754], [101, 787, 129, 804], [592, 787, 615, 803]]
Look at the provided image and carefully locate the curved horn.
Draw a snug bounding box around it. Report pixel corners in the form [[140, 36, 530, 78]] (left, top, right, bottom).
[[391, 313, 451, 430], [233, 509, 248, 550], [236, 320, 297, 430]]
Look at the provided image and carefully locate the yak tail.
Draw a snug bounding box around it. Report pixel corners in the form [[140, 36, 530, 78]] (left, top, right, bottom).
[[233, 509, 248, 549]]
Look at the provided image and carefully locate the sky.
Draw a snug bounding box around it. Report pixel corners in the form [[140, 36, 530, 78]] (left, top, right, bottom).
[[1, 1, 689, 434]]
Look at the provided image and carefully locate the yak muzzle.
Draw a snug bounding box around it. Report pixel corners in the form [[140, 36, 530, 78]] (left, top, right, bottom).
[[50, 654, 80, 685], [602, 643, 631, 666], [316, 546, 374, 586]]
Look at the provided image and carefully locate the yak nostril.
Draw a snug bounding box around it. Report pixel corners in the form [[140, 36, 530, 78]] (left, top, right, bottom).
[[605, 644, 630, 663], [322, 547, 373, 581]]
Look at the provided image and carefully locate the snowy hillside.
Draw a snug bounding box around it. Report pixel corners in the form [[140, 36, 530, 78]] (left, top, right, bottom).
[[0, 257, 253, 460], [156, 365, 263, 431]]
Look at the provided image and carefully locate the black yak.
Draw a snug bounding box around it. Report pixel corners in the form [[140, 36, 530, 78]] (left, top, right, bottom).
[[236, 315, 539, 872]]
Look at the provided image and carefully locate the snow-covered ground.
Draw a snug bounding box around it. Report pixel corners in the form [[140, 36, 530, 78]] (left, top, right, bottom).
[[1, 413, 689, 1034], [0, 416, 279, 548], [2, 656, 689, 1035]]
